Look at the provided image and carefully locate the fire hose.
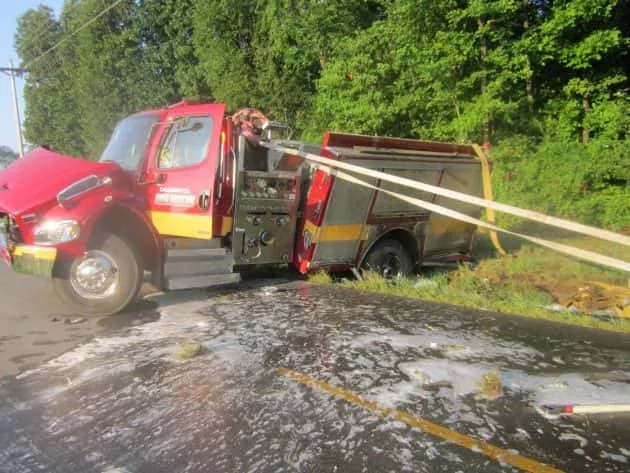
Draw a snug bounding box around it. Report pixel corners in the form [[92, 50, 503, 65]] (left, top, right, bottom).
[[258, 141, 630, 273]]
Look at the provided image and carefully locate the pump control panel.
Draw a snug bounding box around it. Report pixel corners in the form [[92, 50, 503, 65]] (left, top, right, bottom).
[[233, 171, 301, 265]]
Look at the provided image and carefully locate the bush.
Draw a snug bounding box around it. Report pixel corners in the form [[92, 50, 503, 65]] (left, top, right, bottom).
[[491, 137, 630, 231]]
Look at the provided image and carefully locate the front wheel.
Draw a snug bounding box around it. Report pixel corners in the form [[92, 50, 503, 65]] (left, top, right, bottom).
[[53, 233, 142, 316], [362, 239, 414, 279]]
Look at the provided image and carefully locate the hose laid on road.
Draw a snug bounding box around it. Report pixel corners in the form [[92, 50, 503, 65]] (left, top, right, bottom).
[[537, 403, 630, 419], [260, 142, 630, 248]]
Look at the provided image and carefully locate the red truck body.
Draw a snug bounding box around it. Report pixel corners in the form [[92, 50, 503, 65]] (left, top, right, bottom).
[[0, 101, 483, 316]]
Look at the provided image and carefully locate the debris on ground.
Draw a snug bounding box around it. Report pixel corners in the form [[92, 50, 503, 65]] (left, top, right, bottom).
[[414, 279, 439, 290], [174, 341, 202, 360], [542, 280, 630, 317], [475, 372, 503, 400], [63, 317, 87, 325]]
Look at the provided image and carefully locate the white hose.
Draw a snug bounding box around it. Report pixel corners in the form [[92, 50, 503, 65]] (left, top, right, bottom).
[[260, 142, 630, 247], [259, 142, 630, 272]]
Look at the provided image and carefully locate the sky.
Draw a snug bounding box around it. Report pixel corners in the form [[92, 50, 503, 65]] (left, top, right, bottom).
[[1, 0, 64, 153]]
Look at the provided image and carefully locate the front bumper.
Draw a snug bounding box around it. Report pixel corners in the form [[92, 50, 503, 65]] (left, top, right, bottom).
[[2, 244, 57, 277]]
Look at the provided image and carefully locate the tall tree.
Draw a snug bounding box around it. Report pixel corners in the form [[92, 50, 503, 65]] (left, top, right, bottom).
[[14, 5, 82, 154], [532, 0, 627, 142], [69, 0, 176, 158]]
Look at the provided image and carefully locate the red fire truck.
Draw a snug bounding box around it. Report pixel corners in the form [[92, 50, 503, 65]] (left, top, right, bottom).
[[0, 101, 483, 316]]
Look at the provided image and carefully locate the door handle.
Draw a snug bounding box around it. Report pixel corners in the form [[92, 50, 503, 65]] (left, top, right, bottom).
[[138, 173, 165, 186], [199, 191, 210, 210]]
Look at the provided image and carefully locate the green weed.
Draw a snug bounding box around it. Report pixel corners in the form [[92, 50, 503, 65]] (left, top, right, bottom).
[[175, 341, 202, 360]]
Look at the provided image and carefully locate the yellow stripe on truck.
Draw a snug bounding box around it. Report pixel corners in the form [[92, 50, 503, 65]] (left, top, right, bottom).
[[220, 217, 234, 237], [304, 221, 367, 243], [320, 224, 364, 242], [148, 211, 213, 239]]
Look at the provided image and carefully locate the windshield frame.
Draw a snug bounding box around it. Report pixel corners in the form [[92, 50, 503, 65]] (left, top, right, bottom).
[[99, 113, 160, 172]]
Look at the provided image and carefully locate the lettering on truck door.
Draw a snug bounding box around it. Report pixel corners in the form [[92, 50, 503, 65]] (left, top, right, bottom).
[[143, 103, 226, 239]]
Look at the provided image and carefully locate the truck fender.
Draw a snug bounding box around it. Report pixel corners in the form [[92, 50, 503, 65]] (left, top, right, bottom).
[[87, 204, 162, 276], [358, 227, 421, 271]]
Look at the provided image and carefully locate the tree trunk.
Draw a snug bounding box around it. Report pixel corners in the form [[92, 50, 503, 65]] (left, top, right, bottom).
[[582, 96, 591, 144], [522, 3, 534, 113]]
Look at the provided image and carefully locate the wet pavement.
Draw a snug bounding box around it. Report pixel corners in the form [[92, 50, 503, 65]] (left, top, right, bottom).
[[0, 263, 160, 378], [1, 281, 630, 472]]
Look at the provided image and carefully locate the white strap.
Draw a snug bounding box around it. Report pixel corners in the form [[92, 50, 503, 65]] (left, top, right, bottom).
[[260, 142, 630, 247], [328, 167, 630, 272]]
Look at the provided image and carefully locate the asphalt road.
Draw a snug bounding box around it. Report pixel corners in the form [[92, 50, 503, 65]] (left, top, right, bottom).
[[1, 273, 630, 472], [0, 264, 159, 378]]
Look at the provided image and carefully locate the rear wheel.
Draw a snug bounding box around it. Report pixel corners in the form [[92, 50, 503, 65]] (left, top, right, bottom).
[[53, 233, 142, 316], [362, 239, 414, 279]]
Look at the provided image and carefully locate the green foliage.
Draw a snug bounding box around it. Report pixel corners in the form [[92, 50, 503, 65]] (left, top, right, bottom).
[[12, 0, 630, 229], [334, 234, 630, 332], [340, 269, 630, 333], [492, 133, 630, 230]]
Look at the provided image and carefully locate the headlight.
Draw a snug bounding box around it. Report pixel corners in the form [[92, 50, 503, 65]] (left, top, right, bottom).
[[34, 220, 81, 245]]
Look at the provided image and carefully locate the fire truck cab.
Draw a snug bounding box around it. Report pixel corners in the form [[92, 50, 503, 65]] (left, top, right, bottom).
[[0, 101, 483, 316]]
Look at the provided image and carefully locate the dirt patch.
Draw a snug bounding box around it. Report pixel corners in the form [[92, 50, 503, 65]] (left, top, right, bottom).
[[535, 278, 628, 317]]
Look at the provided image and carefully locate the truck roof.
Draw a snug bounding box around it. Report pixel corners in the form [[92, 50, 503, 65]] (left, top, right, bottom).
[[129, 100, 228, 119]]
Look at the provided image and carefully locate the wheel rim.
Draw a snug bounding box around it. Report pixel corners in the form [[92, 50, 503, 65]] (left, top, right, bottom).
[[70, 250, 120, 300], [378, 253, 403, 279]]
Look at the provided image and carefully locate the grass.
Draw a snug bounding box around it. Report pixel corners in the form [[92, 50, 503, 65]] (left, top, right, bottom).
[[473, 229, 630, 286], [309, 233, 630, 334]]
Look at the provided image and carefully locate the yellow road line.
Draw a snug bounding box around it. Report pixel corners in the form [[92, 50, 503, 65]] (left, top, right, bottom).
[[277, 368, 564, 473]]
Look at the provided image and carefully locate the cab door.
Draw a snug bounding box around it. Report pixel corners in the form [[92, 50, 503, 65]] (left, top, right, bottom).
[[142, 103, 226, 239]]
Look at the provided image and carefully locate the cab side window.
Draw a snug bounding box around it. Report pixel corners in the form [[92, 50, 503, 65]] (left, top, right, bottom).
[[158, 116, 213, 169]]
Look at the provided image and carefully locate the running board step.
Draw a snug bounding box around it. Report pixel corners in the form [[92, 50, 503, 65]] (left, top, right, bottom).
[[163, 237, 223, 250], [163, 272, 241, 291], [166, 248, 227, 259], [164, 259, 234, 277]]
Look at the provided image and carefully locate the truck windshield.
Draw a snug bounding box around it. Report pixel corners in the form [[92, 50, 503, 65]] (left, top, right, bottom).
[[99, 114, 159, 171]]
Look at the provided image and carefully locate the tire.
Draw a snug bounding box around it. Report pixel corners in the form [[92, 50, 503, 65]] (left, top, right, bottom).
[[53, 233, 142, 316], [362, 239, 414, 279]]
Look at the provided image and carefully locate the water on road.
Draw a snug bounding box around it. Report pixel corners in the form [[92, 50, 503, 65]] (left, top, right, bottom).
[[1, 281, 630, 472]]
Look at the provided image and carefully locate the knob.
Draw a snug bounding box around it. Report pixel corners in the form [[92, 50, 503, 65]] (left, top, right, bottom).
[[259, 230, 274, 246]]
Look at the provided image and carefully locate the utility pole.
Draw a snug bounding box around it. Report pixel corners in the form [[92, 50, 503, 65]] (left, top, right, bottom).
[[0, 61, 26, 157]]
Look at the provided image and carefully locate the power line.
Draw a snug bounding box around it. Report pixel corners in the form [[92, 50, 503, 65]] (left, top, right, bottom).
[[27, 0, 102, 47], [23, 0, 126, 71]]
